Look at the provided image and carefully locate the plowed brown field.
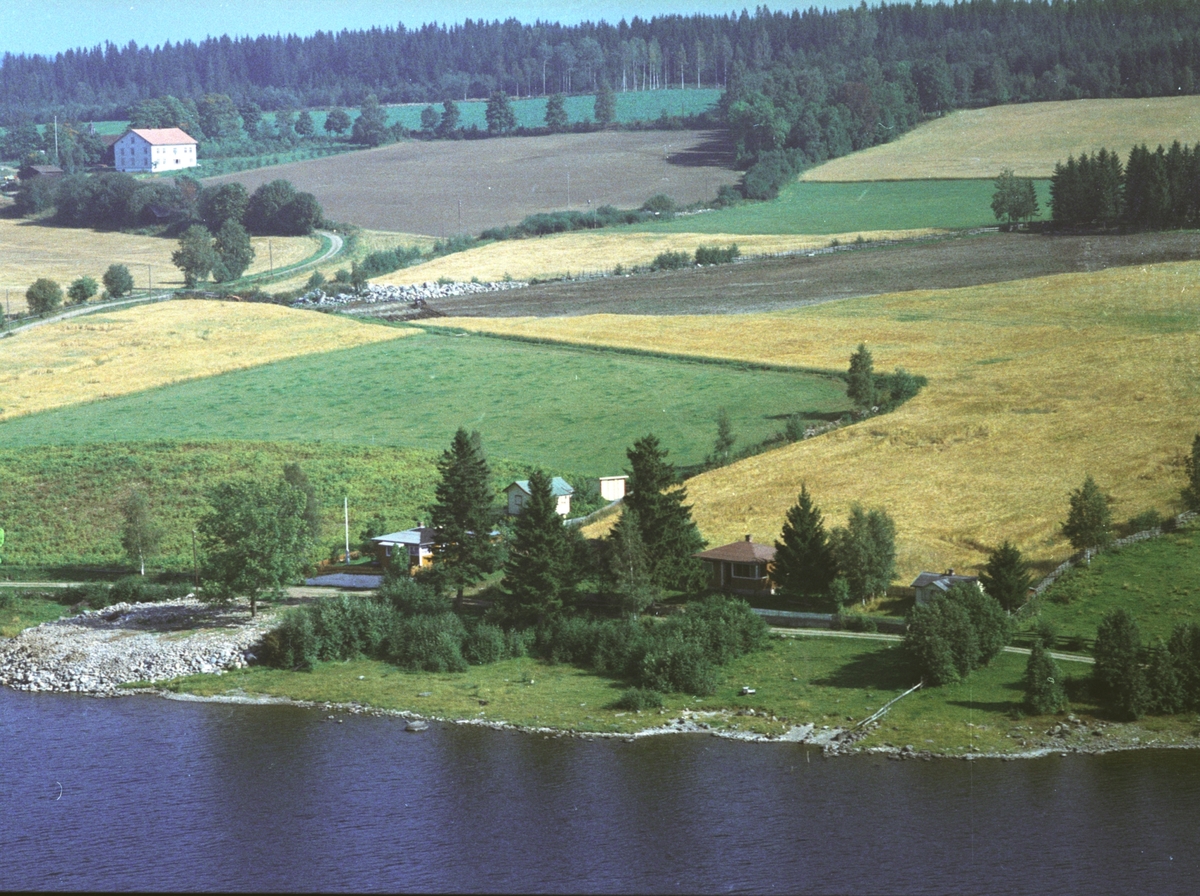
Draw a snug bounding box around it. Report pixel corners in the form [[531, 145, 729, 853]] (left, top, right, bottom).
[[205, 130, 737, 235]]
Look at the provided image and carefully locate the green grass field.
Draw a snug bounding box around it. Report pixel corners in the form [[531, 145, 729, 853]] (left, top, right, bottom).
[[645, 179, 1052, 235], [0, 329, 848, 475], [1028, 525, 1200, 646]]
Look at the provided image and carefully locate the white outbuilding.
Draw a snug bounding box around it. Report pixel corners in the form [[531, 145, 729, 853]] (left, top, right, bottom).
[[114, 128, 198, 173]]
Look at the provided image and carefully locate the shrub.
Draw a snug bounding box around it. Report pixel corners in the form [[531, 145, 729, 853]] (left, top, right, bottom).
[[305, 270, 326, 290], [261, 608, 319, 670], [1024, 640, 1067, 715], [835, 611, 878, 633], [103, 264, 135, 298], [66, 276, 98, 305], [612, 687, 664, 711], [650, 250, 692, 272], [694, 244, 740, 265], [378, 573, 451, 616], [384, 612, 468, 673], [25, 278, 63, 315], [1124, 510, 1162, 535], [742, 150, 801, 200], [639, 637, 718, 695], [641, 194, 677, 216], [905, 596, 979, 685], [462, 622, 506, 665], [109, 576, 188, 604]]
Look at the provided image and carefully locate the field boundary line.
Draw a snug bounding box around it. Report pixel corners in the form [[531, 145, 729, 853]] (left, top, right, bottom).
[[408, 324, 845, 378]]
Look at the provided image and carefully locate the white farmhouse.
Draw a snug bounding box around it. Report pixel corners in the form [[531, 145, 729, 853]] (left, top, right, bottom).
[[114, 128, 198, 173]]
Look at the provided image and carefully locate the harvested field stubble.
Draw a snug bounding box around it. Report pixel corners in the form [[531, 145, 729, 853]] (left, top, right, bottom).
[[0, 300, 408, 421], [443, 262, 1200, 580], [0, 217, 319, 313], [205, 130, 737, 235], [803, 97, 1200, 181], [375, 228, 939, 286]]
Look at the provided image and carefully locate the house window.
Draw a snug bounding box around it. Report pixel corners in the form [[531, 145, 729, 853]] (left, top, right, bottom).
[[732, 563, 761, 579], [384, 545, 392, 557]]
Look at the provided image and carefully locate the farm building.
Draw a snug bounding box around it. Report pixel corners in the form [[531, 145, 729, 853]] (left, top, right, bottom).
[[598, 475, 628, 502], [911, 570, 982, 605], [20, 165, 64, 179], [694, 535, 776, 597], [506, 477, 574, 517], [114, 128, 198, 173], [372, 526, 437, 572]]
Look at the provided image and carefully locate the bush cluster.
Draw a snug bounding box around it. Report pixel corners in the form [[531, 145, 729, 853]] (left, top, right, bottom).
[[1091, 612, 1200, 720], [532, 596, 767, 696], [904, 583, 1012, 686], [61, 576, 190, 609], [649, 250, 692, 272], [480, 205, 651, 241], [741, 149, 806, 200], [694, 244, 740, 265], [352, 245, 423, 279]]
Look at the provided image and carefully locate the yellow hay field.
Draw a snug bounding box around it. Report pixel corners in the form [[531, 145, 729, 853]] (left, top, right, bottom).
[[0, 300, 409, 421], [802, 97, 1200, 182], [373, 228, 940, 285], [0, 217, 320, 314], [441, 262, 1200, 580]]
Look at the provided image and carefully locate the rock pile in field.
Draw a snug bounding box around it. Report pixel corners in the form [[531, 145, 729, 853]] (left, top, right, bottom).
[[0, 599, 278, 696], [293, 280, 527, 309]]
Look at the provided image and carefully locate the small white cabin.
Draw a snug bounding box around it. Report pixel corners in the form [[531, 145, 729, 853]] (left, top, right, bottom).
[[114, 128, 198, 173], [598, 475, 628, 502], [506, 478, 574, 517]]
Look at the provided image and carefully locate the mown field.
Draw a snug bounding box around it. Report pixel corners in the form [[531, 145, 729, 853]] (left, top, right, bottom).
[[0, 301, 408, 422], [375, 227, 941, 285], [0, 216, 321, 314], [649, 179, 1051, 235], [0, 325, 848, 476], [803, 96, 1200, 182], [439, 260, 1200, 582], [204, 130, 737, 235], [1034, 525, 1200, 646]]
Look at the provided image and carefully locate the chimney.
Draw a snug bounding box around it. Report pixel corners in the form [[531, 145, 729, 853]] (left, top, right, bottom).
[[745, 534, 752, 542]]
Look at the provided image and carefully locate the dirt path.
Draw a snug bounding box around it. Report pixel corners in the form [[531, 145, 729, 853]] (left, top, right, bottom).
[[770, 626, 1094, 664]]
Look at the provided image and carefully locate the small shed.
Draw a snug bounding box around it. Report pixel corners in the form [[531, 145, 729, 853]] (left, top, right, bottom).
[[22, 165, 64, 180], [506, 477, 574, 517], [372, 526, 438, 572], [694, 535, 776, 597], [911, 570, 982, 605], [598, 475, 628, 502]]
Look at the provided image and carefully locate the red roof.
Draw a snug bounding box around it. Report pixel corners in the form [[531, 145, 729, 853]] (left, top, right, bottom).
[[127, 127, 198, 145], [694, 538, 775, 563]]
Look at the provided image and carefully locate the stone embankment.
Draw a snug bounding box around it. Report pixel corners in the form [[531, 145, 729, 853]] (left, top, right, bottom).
[[292, 280, 527, 310], [0, 599, 276, 696]]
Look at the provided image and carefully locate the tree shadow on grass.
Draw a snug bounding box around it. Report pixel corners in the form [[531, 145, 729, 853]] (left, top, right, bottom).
[[813, 646, 913, 691], [947, 699, 1021, 714]]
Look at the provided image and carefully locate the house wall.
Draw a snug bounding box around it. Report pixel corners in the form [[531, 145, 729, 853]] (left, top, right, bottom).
[[114, 133, 197, 173], [598, 477, 627, 502], [702, 560, 774, 597]]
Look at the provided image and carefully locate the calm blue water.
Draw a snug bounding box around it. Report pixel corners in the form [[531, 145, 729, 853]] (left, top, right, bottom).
[[2, 688, 1199, 894]]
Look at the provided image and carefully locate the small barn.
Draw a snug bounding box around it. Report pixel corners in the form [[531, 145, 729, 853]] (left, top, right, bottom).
[[911, 570, 982, 605], [694, 535, 776, 597], [506, 477, 574, 517], [372, 526, 438, 572]]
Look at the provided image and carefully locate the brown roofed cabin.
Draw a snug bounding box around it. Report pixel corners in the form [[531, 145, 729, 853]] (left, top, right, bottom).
[[694, 535, 776, 597]]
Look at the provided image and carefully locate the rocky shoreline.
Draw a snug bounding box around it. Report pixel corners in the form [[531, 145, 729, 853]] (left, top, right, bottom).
[[4, 601, 1199, 758]]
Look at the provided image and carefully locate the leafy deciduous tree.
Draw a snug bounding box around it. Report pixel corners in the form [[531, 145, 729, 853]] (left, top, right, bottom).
[[66, 276, 98, 305], [1182, 433, 1200, 512], [1094, 608, 1149, 719], [212, 219, 255, 282], [172, 224, 217, 287], [485, 91, 516, 135], [829, 504, 896, 604], [197, 475, 312, 617], [323, 108, 352, 136], [1062, 474, 1113, 551], [120, 489, 163, 576], [198, 182, 249, 232], [351, 93, 389, 147], [102, 263, 134, 298], [594, 84, 616, 126], [25, 277, 62, 315]]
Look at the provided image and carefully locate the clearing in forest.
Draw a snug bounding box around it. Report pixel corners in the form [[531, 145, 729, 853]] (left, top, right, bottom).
[[440, 261, 1200, 580], [204, 130, 738, 235], [803, 96, 1200, 181], [0, 216, 320, 313], [0, 300, 409, 421]]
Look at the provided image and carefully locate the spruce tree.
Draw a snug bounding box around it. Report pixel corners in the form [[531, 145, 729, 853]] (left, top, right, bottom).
[[1062, 474, 1112, 551], [846, 343, 877, 411], [772, 484, 836, 604], [498, 469, 569, 627], [979, 540, 1032, 611], [1094, 608, 1149, 719], [283, 462, 321, 541], [1024, 640, 1067, 715], [430, 428, 497, 604], [624, 435, 706, 592], [1182, 433, 1200, 512]]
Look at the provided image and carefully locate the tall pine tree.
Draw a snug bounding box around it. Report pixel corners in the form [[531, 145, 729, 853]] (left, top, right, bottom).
[[772, 484, 836, 605], [430, 428, 497, 604], [497, 469, 571, 628], [978, 540, 1032, 611], [624, 435, 706, 592]]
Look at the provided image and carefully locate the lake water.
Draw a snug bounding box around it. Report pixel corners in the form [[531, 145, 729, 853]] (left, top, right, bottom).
[[2, 688, 1199, 894]]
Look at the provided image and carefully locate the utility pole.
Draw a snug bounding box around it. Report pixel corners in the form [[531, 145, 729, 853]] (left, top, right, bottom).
[[54, 115, 59, 166], [566, 171, 570, 207], [269, 240, 273, 276], [344, 497, 351, 565], [191, 530, 199, 589], [147, 265, 152, 295]]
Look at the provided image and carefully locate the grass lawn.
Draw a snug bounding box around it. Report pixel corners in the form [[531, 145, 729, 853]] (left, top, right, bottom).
[[644, 179, 1051, 236], [0, 592, 74, 638], [0, 328, 848, 474], [1027, 525, 1200, 647]]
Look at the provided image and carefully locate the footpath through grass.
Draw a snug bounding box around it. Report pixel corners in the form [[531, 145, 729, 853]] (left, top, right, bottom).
[[644, 179, 1051, 236], [0, 329, 848, 474]]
